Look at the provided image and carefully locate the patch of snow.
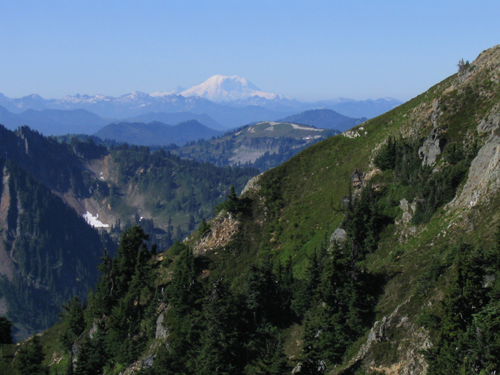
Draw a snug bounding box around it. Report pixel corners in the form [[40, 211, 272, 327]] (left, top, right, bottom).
[[256, 121, 323, 132], [83, 211, 109, 228], [291, 124, 323, 131]]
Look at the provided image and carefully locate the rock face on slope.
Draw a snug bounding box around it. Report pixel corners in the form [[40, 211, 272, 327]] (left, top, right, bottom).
[[193, 212, 240, 256], [350, 299, 432, 375], [346, 44, 500, 374], [330, 228, 347, 243], [418, 128, 442, 166], [451, 101, 500, 209]]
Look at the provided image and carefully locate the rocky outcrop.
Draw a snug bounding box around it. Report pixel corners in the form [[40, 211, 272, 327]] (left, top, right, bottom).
[[477, 105, 500, 134], [330, 228, 347, 244], [241, 173, 262, 196], [0, 168, 15, 282], [343, 130, 361, 139], [155, 304, 169, 340], [450, 104, 500, 209], [397, 199, 416, 224], [193, 212, 240, 255], [351, 169, 364, 190], [418, 128, 442, 166], [348, 299, 432, 375]]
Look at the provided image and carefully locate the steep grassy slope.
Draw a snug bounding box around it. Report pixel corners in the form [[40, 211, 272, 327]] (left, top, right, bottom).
[[223, 45, 500, 372], [185, 44, 500, 373]]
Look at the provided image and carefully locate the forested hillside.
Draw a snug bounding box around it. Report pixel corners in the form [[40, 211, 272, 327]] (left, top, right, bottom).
[[2, 45, 500, 375], [94, 120, 222, 147], [104, 143, 257, 247], [0, 125, 257, 249], [172, 121, 339, 171], [0, 125, 257, 340], [0, 159, 106, 340]]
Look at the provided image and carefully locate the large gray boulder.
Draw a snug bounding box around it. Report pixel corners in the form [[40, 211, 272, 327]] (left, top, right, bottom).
[[330, 228, 347, 244]]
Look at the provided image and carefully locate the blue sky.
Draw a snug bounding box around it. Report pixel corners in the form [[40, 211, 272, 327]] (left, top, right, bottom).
[[1, 1, 499, 102]]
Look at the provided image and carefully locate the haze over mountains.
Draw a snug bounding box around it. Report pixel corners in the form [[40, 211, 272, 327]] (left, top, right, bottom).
[[280, 109, 366, 132], [0, 106, 109, 135], [95, 120, 222, 147], [0, 75, 401, 135]]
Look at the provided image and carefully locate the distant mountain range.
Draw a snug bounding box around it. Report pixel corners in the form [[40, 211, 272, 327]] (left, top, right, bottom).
[[125, 111, 225, 131], [0, 104, 365, 149], [95, 120, 222, 146], [280, 109, 366, 132], [93, 109, 362, 150], [0, 105, 109, 135], [0, 75, 401, 132]]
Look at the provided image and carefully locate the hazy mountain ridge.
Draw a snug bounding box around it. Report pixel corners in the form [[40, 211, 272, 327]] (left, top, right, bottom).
[[124, 111, 224, 131], [95, 120, 222, 147], [0, 105, 109, 135], [0, 76, 401, 131], [279, 108, 367, 132], [0, 91, 400, 123]]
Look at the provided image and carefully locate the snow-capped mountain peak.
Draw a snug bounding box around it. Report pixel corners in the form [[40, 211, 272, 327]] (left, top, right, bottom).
[[180, 75, 277, 102]]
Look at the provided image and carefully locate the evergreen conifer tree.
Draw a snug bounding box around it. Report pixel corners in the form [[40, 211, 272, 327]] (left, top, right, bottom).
[[16, 334, 47, 375], [196, 279, 246, 375], [0, 316, 13, 344]]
